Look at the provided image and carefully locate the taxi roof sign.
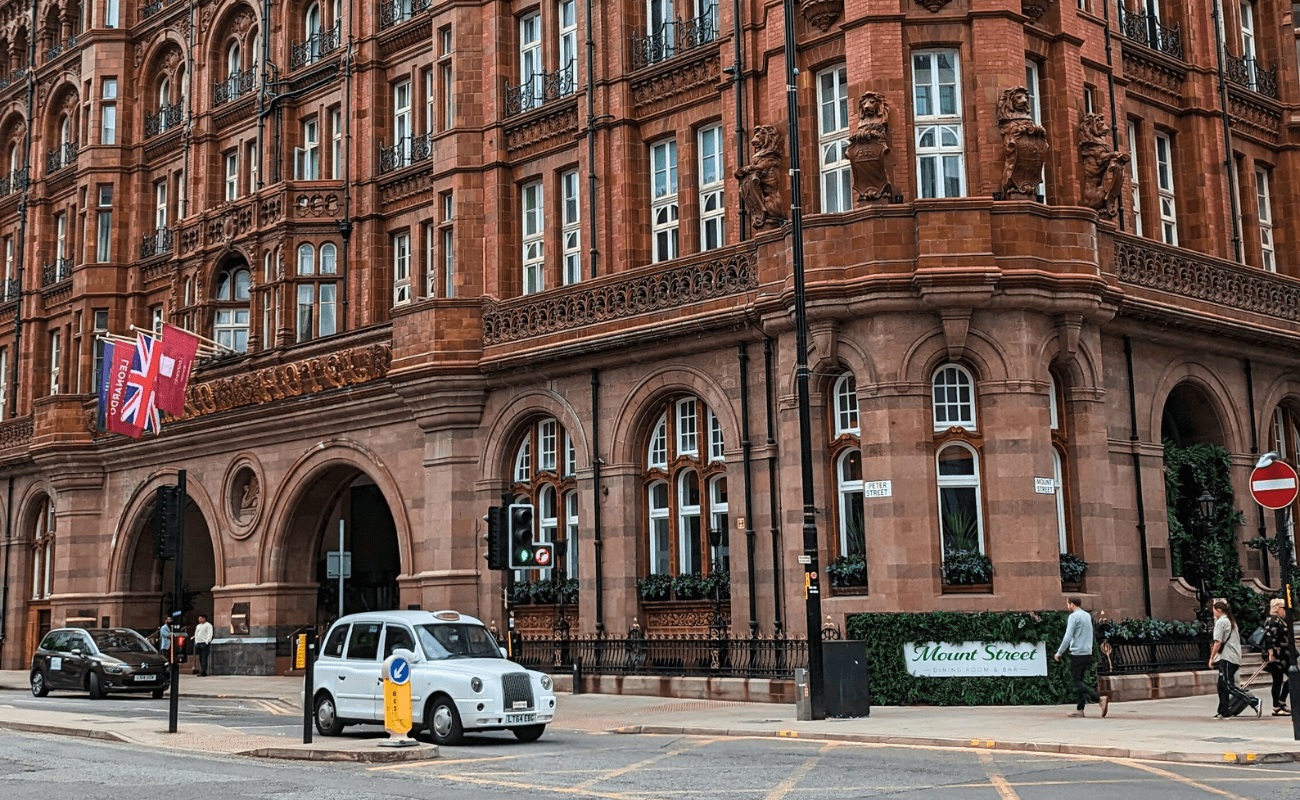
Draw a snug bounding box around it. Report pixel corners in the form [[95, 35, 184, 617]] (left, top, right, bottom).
[[433, 610, 461, 621]]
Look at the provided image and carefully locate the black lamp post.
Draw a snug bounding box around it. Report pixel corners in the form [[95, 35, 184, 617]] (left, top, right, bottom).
[[1194, 488, 1217, 629], [707, 527, 726, 638]]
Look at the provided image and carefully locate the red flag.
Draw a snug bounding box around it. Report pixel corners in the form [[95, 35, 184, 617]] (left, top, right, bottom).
[[105, 341, 142, 438], [156, 324, 201, 416]]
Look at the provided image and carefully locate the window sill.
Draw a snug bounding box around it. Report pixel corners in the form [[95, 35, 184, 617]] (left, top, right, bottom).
[[941, 583, 993, 595]]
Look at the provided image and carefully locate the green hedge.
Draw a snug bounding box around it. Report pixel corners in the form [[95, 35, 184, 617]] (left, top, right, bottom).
[[846, 611, 1085, 706]]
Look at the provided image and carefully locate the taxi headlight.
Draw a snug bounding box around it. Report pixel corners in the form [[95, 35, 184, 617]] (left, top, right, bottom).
[[540, 674, 553, 691], [470, 677, 483, 693]]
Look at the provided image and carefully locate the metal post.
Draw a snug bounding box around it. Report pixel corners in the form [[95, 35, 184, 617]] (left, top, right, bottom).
[[303, 629, 315, 744], [1274, 508, 1300, 740], [168, 469, 186, 734], [337, 518, 345, 621], [779, 0, 824, 720]]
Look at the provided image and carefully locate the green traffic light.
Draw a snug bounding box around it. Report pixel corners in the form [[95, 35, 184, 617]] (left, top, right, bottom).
[[517, 549, 532, 563]]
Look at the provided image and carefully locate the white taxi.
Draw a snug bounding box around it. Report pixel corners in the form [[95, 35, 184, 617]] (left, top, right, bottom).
[[311, 610, 556, 745]]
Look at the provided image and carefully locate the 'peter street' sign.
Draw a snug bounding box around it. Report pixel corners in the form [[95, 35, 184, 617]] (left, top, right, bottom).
[[904, 641, 1048, 678]]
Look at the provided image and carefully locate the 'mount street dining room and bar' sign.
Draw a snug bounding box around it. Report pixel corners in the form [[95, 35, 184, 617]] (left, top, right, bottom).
[[903, 641, 1049, 678]]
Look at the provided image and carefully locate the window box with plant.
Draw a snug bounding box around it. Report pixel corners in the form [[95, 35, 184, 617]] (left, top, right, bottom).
[[1059, 552, 1088, 587], [827, 554, 867, 591], [637, 573, 673, 602], [940, 507, 992, 589]]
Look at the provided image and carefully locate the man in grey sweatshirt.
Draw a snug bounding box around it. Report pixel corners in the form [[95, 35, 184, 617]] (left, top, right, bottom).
[[1054, 597, 1108, 718]]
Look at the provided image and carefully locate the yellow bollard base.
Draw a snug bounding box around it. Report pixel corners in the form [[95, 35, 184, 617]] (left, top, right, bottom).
[[379, 735, 419, 748]]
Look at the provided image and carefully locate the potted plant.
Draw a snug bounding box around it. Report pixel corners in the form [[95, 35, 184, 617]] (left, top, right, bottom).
[[1059, 553, 1088, 585], [508, 581, 533, 605], [671, 573, 710, 601], [826, 554, 867, 587], [941, 549, 993, 586], [558, 578, 579, 604], [529, 578, 558, 604], [637, 573, 673, 601], [704, 570, 732, 600]]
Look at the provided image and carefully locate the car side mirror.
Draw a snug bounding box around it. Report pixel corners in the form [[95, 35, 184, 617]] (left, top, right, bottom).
[[70, 649, 82, 657], [500, 647, 509, 659]]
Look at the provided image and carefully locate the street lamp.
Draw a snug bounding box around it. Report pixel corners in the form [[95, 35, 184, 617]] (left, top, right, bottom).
[[1194, 488, 1217, 629], [707, 527, 726, 638]]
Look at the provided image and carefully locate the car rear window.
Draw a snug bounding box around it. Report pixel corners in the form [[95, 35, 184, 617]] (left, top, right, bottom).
[[346, 622, 382, 660], [92, 630, 152, 654], [384, 625, 415, 658], [323, 624, 350, 658]]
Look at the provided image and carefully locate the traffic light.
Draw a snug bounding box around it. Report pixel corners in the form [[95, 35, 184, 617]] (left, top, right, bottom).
[[173, 632, 188, 664], [482, 506, 507, 570], [153, 486, 180, 560], [507, 503, 535, 569]]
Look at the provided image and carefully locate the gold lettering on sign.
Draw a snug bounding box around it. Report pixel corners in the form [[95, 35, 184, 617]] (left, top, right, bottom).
[[176, 344, 393, 420]]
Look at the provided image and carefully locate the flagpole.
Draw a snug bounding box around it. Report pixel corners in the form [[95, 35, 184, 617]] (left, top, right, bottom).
[[129, 324, 235, 355]]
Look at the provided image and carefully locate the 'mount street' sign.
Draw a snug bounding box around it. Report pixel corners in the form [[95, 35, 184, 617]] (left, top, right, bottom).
[[903, 641, 1048, 678]]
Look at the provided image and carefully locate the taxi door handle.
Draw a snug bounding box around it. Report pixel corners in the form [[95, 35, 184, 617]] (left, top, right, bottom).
[[338, 675, 346, 681]]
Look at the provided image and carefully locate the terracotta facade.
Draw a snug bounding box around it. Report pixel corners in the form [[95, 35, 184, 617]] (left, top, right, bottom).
[[0, 0, 1298, 671]]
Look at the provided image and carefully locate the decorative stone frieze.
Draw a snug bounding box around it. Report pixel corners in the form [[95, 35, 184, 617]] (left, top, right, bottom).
[[1077, 113, 1129, 220], [482, 251, 757, 345], [1021, 0, 1052, 21], [997, 87, 1049, 199], [800, 0, 842, 31], [630, 52, 718, 113], [504, 102, 579, 154], [845, 92, 893, 203], [735, 125, 786, 229]]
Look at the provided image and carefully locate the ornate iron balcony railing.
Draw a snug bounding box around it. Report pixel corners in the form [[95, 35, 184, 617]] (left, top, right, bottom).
[[631, 9, 717, 70], [1224, 52, 1278, 98], [140, 0, 164, 18], [379, 132, 433, 173], [1117, 9, 1183, 60], [0, 167, 28, 196], [213, 67, 257, 107], [291, 23, 341, 69], [0, 68, 28, 92], [505, 61, 576, 117], [1, 278, 18, 302], [43, 35, 76, 63], [141, 228, 174, 259], [41, 258, 72, 287], [45, 142, 77, 174], [379, 0, 432, 30], [145, 103, 185, 137]]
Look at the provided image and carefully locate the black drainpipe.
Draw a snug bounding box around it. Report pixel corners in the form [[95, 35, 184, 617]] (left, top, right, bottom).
[[764, 337, 784, 633], [1245, 358, 1269, 585], [590, 368, 604, 633], [0, 477, 14, 658], [728, 0, 747, 237], [738, 342, 757, 636], [1124, 335, 1153, 617], [7, 0, 37, 419], [582, 0, 600, 278]]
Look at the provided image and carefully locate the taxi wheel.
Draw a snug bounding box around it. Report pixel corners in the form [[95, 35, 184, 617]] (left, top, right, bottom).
[[512, 724, 546, 743], [30, 670, 49, 697], [314, 692, 345, 736], [425, 695, 463, 746], [87, 671, 104, 700], [152, 687, 166, 699]]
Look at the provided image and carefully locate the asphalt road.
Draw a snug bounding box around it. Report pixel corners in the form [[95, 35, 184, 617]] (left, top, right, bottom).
[[4, 722, 1300, 799], [0, 689, 301, 737]]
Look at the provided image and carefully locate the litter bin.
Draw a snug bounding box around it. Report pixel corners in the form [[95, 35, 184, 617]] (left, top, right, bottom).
[[823, 640, 871, 718], [794, 668, 811, 720]]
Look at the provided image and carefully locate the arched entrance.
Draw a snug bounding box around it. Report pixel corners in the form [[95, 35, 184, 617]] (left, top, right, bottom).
[[1161, 382, 1227, 447], [123, 493, 217, 634], [279, 466, 402, 625], [1160, 381, 1233, 587]]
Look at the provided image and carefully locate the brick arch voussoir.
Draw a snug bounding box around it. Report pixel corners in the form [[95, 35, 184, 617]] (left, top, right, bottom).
[[609, 366, 740, 468], [479, 389, 591, 486], [1147, 359, 1245, 453], [108, 469, 225, 595]]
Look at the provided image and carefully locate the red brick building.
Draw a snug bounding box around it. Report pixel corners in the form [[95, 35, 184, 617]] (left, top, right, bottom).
[[0, 0, 1296, 672]]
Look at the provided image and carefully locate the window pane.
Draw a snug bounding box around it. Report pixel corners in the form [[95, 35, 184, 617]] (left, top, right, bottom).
[[939, 486, 980, 553], [937, 447, 975, 477]]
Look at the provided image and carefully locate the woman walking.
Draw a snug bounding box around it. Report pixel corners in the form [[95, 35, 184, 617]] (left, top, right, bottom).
[[1209, 600, 1257, 718], [1263, 598, 1293, 716]]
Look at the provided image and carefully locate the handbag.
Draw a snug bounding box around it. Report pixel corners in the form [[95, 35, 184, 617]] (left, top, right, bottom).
[[1247, 626, 1266, 651]]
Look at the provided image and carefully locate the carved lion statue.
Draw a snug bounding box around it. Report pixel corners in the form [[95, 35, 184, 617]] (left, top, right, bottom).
[[997, 86, 1048, 198], [735, 125, 787, 229], [1077, 113, 1130, 220], [846, 92, 893, 202]]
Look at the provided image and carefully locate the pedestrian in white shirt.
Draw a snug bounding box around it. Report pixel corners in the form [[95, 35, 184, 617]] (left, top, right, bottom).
[[194, 614, 214, 677]]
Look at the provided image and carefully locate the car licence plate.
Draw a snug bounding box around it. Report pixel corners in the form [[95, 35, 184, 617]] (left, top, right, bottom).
[[506, 713, 535, 724], [132, 674, 158, 682]]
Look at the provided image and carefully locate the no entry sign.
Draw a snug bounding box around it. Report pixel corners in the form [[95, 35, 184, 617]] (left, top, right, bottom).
[[1250, 460, 1300, 509]]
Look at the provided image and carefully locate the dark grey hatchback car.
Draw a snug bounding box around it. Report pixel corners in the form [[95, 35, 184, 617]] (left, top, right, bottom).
[[30, 628, 171, 699]]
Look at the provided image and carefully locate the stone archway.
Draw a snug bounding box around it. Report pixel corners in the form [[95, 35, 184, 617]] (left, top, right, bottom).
[[1161, 382, 1227, 448], [278, 465, 403, 626], [121, 492, 217, 636]]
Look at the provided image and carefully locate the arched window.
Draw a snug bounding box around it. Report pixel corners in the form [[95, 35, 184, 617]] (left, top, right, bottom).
[[320, 243, 337, 274], [158, 76, 170, 108], [31, 497, 54, 600], [1052, 448, 1067, 553], [642, 395, 727, 580], [510, 417, 579, 585], [1049, 371, 1074, 562], [305, 2, 322, 37], [932, 364, 976, 431], [836, 449, 864, 557], [936, 441, 984, 555], [833, 373, 859, 437], [58, 114, 71, 146], [297, 243, 315, 275], [226, 41, 241, 78], [214, 265, 251, 352]]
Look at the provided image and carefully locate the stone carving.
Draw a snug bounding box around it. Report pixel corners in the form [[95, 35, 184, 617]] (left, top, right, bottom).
[[295, 193, 341, 217], [845, 92, 893, 203], [176, 343, 393, 420], [997, 86, 1049, 198], [0, 416, 33, 450], [915, 0, 951, 11], [134, 42, 145, 67], [483, 252, 757, 345], [1021, 0, 1053, 21], [630, 53, 717, 111], [735, 125, 786, 229], [1114, 236, 1300, 323], [1076, 113, 1129, 220], [504, 103, 578, 153], [800, 0, 842, 31], [232, 9, 255, 37], [239, 473, 259, 515]]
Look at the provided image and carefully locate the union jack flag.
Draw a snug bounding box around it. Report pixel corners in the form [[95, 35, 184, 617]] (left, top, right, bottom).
[[121, 333, 162, 434]]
